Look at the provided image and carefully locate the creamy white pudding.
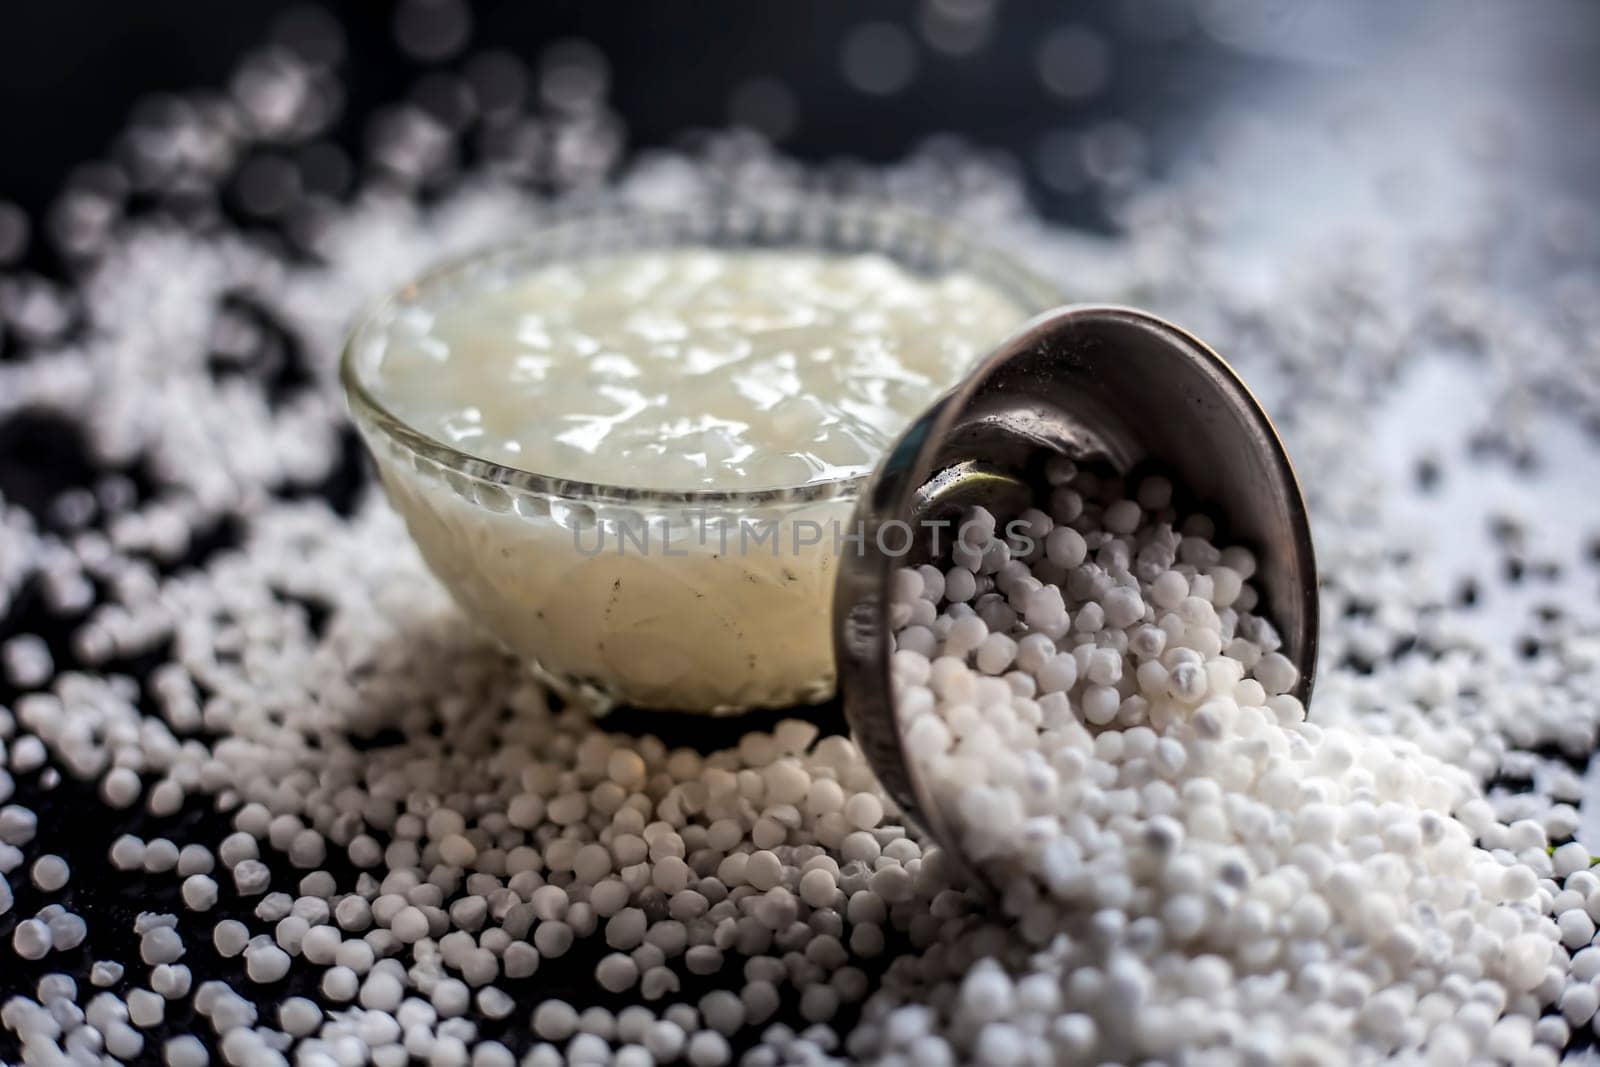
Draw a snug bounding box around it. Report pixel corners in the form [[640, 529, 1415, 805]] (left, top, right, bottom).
[[347, 222, 1041, 712], [370, 249, 1025, 491]]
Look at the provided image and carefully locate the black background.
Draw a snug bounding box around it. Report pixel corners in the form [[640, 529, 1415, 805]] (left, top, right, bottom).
[[0, 0, 1278, 242]]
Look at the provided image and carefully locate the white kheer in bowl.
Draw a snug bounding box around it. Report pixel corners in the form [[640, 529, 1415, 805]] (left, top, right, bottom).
[[342, 204, 1056, 712]]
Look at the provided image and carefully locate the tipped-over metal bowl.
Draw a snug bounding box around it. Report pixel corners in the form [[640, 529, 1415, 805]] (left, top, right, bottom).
[[832, 304, 1319, 881]]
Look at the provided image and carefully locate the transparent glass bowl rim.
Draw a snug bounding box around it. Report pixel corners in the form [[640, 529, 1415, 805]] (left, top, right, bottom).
[[340, 200, 1065, 508]]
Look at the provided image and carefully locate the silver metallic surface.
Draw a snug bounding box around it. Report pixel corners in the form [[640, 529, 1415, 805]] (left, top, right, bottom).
[[833, 304, 1319, 882]]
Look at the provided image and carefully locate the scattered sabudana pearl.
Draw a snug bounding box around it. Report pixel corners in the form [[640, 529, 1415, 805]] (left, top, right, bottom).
[[245, 942, 291, 983], [13, 918, 50, 960], [277, 996, 321, 1036], [503, 941, 539, 979], [2, 635, 53, 688], [476, 987, 516, 1020], [48, 911, 87, 950], [140, 926, 185, 966], [89, 961, 124, 987], [433, 976, 471, 1018], [390, 905, 430, 943], [597, 953, 640, 993], [143, 838, 179, 873], [181, 874, 219, 912], [30, 854, 68, 892], [105, 1021, 144, 1061], [37, 974, 75, 1003], [232, 859, 271, 896], [101, 767, 141, 809], [9, 735, 47, 772], [211, 919, 249, 958], [0, 805, 37, 845], [176, 844, 214, 877], [320, 966, 359, 1002], [533, 1001, 580, 1042], [218, 832, 258, 868], [150, 964, 191, 1000], [360, 970, 405, 1013], [686, 1030, 732, 1066], [163, 1035, 209, 1067], [128, 988, 166, 1028], [843, 793, 882, 831], [109, 834, 146, 870]]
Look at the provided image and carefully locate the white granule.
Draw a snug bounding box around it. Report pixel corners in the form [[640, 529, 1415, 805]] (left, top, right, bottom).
[[12, 918, 50, 960], [231, 859, 271, 896], [108, 834, 146, 871], [175, 844, 214, 877], [99, 768, 141, 809], [88, 961, 123, 987], [139, 926, 185, 966], [149, 964, 191, 1000], [0, 805, 37, 846], [164, 1035, 210, 1067], [30, 854, 68, 892], [244, 942, 292, 984], [141, 838, 179, 873], [48, 912, 86, 951], [180, 874, 218, 912], [2, 635, 53, 689], [127, 988, 165, 1029]]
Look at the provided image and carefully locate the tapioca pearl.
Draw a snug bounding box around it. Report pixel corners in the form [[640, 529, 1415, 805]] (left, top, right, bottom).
[[929, 656, 980, 705], [892, 568, 925, 607], [1081, 648, 1120, 687], [1046, 527, 1088, 569], [1205, 657, 1244, 697], [1208, 565, 1243, 608], [976, 634, 1018, 675], [1014, 634, 1057, 676], [1100, 585, 1144, 630], [914, 564, 946, 602], [943, 615, 989, 660], [944, 567, 978, 602], [1177, 595, 1219, 631], [895, 626, 939, 659], [1082, 686, 1121, 726], [1074, 602, 1105, 634], [1254, 652, 1300, 696], [1130, 625, 1167, 660], [1035, 655, 1079, 695], [1103, 500, 1142, 536], [1226, 639, 1264, 672]]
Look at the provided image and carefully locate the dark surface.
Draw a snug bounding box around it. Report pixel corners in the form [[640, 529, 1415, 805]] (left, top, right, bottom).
[[0, 0, 1270, 249]]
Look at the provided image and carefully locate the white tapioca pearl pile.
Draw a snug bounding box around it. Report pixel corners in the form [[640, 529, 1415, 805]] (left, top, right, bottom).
[[6, 496, 975, 1064], [880, 466, 1590, 1063]]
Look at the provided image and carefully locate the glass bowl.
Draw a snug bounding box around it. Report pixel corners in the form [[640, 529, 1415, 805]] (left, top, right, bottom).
[[341, 202, 1061, 713]]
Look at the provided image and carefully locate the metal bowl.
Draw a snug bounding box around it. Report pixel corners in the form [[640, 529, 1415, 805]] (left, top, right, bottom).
[[832, 304, 1319, 883]]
